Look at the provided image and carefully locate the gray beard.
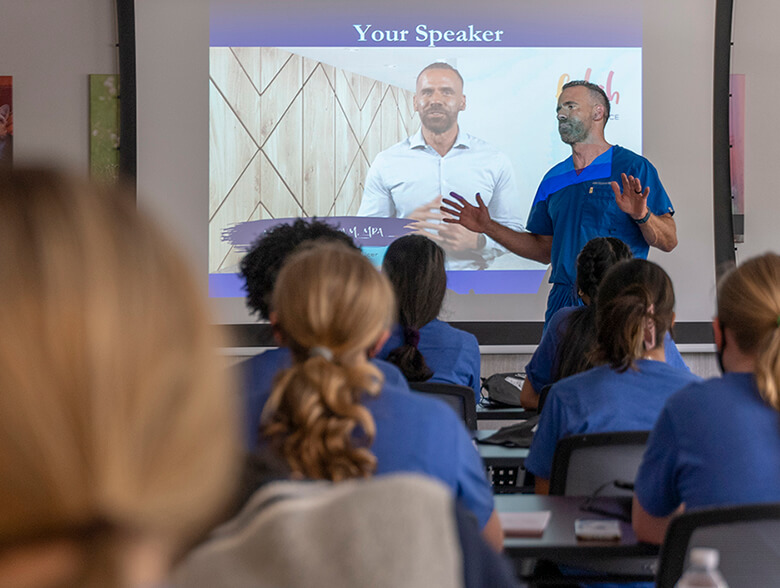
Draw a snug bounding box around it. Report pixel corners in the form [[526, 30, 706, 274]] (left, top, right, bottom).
[[558, 119, 588, 145]]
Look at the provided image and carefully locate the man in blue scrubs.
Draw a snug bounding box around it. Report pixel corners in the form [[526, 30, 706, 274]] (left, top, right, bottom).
[[441, 81, 678, 324]]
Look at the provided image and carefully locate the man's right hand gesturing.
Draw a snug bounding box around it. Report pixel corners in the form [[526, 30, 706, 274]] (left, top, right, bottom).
[[440, 192, 492, 234]]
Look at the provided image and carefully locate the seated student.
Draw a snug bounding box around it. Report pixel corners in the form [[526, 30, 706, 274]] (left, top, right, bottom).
[[176, 247, 519, 587], [524, 259, 700, 494], [633, 252, 780, 544], [0, 168, 239, 588], [238, 225, 502, 550], [377, 234, 481, 403], [521, 237, 688, 410]]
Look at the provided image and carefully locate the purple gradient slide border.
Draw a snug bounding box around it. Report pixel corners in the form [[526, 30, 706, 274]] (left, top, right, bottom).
[[214, 216, 548, 297], [210, 269, 547, 298], [210, 0, 641, 48]]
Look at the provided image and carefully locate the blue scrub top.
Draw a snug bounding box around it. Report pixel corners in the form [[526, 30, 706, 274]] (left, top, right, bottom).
[[525, 306, 689, 394], [527, 146, 674, 322], [242, 347, 495, 528], [525, 359, 700, 480], [635, 372, 780, 517], [378, 319, 481, 404]]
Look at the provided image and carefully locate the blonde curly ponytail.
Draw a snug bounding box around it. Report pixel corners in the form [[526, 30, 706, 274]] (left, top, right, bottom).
[[262, 243, 394, 481]]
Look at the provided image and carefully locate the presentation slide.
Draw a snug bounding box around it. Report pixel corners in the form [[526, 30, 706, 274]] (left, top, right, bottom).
[[208, 0, 642, 298]]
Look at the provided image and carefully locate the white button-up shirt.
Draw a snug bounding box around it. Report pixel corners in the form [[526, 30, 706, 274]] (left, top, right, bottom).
[[358, 128, 525, 269]]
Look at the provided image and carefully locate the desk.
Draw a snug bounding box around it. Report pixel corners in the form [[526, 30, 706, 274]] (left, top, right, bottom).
[[497, 494, 658, 584], [476, 404, 535, 430], [476, 430, 529, 493]]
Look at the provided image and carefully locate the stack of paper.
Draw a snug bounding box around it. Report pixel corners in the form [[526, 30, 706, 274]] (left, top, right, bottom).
[[499, 511, 552, 537]]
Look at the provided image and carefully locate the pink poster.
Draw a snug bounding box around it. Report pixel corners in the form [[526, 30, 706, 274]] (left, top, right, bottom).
[[0, 76, 12, 168]]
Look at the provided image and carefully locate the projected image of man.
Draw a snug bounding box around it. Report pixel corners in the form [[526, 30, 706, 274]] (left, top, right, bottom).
[[357, 62, 525, 270], [441, 80, 678, 323]]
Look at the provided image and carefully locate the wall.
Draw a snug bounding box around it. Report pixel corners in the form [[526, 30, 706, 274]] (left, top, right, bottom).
[[731, 0, 779, 264], [1, 0, 116, 171], [4, 0, 778, 363]]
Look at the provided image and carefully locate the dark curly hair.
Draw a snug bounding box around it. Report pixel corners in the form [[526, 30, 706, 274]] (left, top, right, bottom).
[[382, 235, 447, 382], [576, 237, 633, 303], [553, 237, 633, 381], [239, 219, 358, 320]]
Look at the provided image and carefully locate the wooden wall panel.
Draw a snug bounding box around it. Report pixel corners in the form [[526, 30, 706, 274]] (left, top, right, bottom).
[[302, 66, 335, 216], [334, 99, 361, 203], [258, 152, 304, 219], [232, 47, 262, 92], [211, 152, 263, 271], [258, 54, 302, 147], [209, 47, 419, 272], [210, 48, 263, 145], [263, 93, 303, 203], [208, 80, 257, 219]]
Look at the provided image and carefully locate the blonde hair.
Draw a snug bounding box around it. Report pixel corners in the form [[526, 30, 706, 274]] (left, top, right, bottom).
[[262, 243, 394, 482], [717, 252, 780, 411], [0, 168, 240, 586]]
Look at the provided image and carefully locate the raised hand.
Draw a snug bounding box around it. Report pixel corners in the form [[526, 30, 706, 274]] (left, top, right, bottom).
[[612, 173, 650, 220], [440, 192, 492, 234]]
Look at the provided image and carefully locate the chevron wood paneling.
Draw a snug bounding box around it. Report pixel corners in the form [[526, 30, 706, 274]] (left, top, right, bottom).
[[209, 47, 418, 272]]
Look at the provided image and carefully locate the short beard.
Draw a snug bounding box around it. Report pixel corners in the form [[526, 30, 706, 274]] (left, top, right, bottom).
[[558, 119, 588, 145], [421, 111, 456, 134]]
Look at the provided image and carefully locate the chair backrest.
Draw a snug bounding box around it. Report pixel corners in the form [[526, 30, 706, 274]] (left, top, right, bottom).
[[549, 430, 650, 496], [409, 382, 477, 430], [655, 502, 780, 588]]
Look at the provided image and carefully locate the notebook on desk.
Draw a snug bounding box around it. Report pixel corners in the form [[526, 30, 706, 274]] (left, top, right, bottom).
[[499, 510, 552, 537]]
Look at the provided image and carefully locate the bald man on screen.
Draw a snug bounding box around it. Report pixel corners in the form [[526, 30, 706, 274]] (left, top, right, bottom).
[[357, 62, 525, 270]]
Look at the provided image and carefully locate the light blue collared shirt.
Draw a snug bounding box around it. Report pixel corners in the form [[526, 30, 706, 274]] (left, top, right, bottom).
[[358, 128, 525, 269]]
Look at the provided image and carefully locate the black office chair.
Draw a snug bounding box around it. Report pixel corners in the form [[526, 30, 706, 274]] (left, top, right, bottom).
[[656, 502, 780, 588], [544, 431, 654, 582], [549, 430, 650, 496], [408, 382, 477, 431]]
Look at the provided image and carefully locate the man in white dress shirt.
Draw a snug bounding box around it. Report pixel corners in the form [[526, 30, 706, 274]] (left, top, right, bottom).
[[357, 63, 524, 269]]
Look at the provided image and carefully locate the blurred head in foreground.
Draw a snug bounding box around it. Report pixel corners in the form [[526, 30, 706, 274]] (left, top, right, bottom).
[[0, 168, 239, 588]]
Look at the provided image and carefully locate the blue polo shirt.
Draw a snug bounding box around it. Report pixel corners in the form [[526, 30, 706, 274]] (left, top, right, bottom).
[[378, 319, 481, 404], [635, 372, 780, 517], [525, 360, 700, 481], [525, 306, 689, 395], [242, 348, 495, 528], [527, 146, 674, 322]]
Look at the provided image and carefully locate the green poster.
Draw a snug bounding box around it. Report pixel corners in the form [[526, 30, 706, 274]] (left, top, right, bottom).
[[89, 74, 120, 181]]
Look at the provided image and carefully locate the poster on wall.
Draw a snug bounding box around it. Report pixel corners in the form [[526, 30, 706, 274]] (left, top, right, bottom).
[[89, 74, 121, 182], [0, 76, 12, 168]]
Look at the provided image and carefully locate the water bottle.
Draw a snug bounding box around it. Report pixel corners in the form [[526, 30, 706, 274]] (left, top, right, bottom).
[[674, 548, 729, 587]]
